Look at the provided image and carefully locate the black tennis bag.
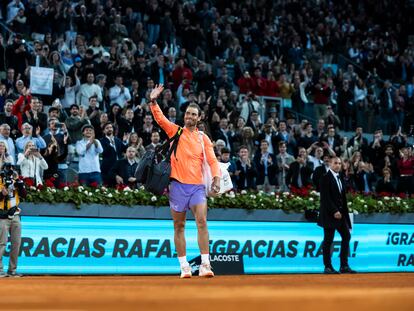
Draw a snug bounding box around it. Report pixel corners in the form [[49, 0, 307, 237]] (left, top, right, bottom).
[[135, 127, 182, 195]]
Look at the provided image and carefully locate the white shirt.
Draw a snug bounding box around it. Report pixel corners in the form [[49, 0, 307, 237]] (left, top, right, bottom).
[[76, 83, 103, 108], [109, 85, 131, 108], [0, 135, 16, 163], [17, 153, 48, 185], [329, 169, 343, 192], [76, 138, 103, 173]]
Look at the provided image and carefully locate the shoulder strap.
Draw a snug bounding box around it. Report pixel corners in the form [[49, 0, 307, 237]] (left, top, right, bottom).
[[157, 127, 182, 162]]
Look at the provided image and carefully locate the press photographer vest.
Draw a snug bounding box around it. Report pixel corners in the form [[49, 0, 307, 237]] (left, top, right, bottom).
[[0, 181, 20, 210]]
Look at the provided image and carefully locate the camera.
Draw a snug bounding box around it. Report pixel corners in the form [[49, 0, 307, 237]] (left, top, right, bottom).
[[0, 163, 15, 186], [55, 122, 62, 129]]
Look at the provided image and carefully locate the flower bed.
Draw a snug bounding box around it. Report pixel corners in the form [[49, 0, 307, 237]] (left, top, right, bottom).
[[23, 180, 414, 214]]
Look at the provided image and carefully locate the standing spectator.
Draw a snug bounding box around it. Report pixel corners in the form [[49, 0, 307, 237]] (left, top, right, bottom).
[[396, 147, 414, 195], [65, 105, 90, 143], [286, 148, 314, 190], [235, 145, 257, 191], [145, 130, 161, 152], [111, 146, 139, 189], [109, 75, 131, 108], [99, 123, 126, 186], [42, 134, 69, 185], [76, 124, 103, 187], [375, 167, 396, 194], [17, 141, 48, 185], [76, 73, 103, 108], [337, 80, 355, 131], [275, 141, 295, 192], [22, 97, 47, 134], [15, 123, 46, 154], [86, 95, 102, 131], [0, 100, 19, 139], [0, 141, 13, 168], [0, 124, 15, 162], [253, 140, 277, 193]]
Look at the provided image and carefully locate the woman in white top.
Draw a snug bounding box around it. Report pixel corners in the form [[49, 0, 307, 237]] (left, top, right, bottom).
[[0, 141, 14, 167], [17, 141, 48, 185]]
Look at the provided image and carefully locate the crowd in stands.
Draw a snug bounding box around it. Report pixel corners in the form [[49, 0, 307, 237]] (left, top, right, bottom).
[[0, 0, 413, 196]]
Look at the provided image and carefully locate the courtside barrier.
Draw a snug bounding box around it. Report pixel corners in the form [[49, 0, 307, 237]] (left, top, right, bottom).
[[5, 216, 413, 274]]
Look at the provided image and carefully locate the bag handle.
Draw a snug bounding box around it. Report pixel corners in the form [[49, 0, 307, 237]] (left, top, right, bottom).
[[156, 127, 182, 162]]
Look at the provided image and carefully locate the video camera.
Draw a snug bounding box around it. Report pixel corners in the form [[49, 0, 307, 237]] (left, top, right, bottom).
[[0, 163, 15, 187]]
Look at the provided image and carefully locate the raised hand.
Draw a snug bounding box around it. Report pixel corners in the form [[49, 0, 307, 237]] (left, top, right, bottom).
[[149, 84, 164, 102]]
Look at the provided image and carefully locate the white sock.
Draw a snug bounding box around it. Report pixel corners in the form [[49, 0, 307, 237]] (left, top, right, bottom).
[[201, 253, 210, 265], [178, 256, 189, 267]]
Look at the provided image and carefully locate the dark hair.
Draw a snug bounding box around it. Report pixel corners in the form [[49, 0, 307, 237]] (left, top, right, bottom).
[[221, 147, 230, 154], [69, 104, 79, 110], [89, 95, 98, 101], [186, 103, 202, 116]]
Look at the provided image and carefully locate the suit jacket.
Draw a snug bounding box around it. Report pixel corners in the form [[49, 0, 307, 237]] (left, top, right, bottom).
[[285, 161, 313, 188], [318, 170, 351, 229], [110, 158, 138, 188], [235, 160, 257, 190], [100, 136, 127, 175], [312, 165, 329, 192], [253, 152, 278, 185]]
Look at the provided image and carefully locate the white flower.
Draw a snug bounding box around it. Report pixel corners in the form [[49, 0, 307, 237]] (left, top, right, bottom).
[[63, 186, 69, 191], [101, 186, 107, 191], [353, 210, 359, 215], [78, 186, 84, 191], [88, 192, 93, 196], [123, 186, 131, 192], [347, 202, 352, 206], [115, 190, 119, 194], [384, 196, 390, 200], [241, 190, 247, 195], [151, 196, 157, 202], [396, 197, 401, 201], [270, 192, 275, 196], [139, 185, 145, 190], [378, 201, 383, 205], [107, 193, 113, 198], [51, 188, 57, 193], [309, 197, 314, 202], [250, 194, 256, 199], [364, 204, 368, 208], [258, 190, 264, 196], [95, 189, 100, 192], [228, 192, 235, 198], [282, 192, 290, 196], [30, 186, 37, 191]]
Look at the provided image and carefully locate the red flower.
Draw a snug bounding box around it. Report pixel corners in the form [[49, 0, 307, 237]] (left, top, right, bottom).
[[57, 182, 66, 189], [90, 182, 99, 188], [45, 179, 55, 188], [23, 178, 34, 187], [37, 184, 43, 190]]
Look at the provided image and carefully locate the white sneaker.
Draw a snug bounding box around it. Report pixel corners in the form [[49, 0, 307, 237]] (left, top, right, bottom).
[[199, 263, 214, 277], [180, 265, 192, 279]]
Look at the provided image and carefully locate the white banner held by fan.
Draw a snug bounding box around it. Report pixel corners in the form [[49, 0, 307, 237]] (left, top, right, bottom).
[[30, 66, 54, 95]]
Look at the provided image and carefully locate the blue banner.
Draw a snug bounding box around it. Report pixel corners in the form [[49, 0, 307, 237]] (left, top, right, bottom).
[[2, 216, 413, 274]]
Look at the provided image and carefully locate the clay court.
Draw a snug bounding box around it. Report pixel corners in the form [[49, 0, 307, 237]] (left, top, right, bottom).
[[1, 273, 413, 311]]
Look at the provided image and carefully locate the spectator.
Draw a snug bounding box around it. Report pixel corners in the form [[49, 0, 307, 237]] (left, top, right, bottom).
[[234, 145, 257, 191], [376, 167, 396, 194], [145, 130, 161, 152], [396, 147, 414, 195], [15, 123, 46, 154], [0, 124, 15, 162], [0, 141, 13, 168], [22, 97, 47, 134], [253, 140, 277, 193], [109, 75, 131, 108], [65, 105, 90, 143], [99, 122, 127, 186], [0, 100, 19, 139], [42, 134, 68, 185], [76, 124, 103, 187], [76, 73, 103, 108], [111, 146, 139, 189], [127, 132, 145, 159], [275, 141, 295, 192], [17, 141, 48, 185]]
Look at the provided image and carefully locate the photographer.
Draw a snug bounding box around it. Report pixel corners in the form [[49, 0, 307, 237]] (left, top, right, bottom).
[[17, 141, 48, 185], [0, 163, 26, 278]]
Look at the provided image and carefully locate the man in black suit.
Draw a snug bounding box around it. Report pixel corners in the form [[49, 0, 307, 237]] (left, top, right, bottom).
[[253, 140, 278, 192], [100, 122, 127, 186], [318, 156, 356, 274], [111, 147, 139, 189]]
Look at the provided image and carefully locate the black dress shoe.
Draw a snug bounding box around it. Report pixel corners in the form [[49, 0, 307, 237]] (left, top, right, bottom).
[[340, 266, 357, 274], [324, 267, 340, 274]]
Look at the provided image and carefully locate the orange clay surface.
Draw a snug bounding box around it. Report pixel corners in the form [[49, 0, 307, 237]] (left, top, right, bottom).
[[1, 273, 413, 311]]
